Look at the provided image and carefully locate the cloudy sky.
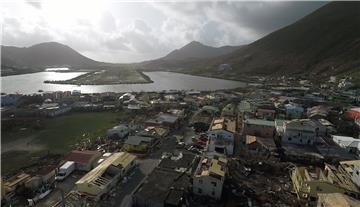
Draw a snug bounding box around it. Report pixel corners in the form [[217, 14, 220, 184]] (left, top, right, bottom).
[[1, 0, 326, 63]]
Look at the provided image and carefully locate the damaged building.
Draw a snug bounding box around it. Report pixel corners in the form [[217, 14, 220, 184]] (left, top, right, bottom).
[[75, 152, 136, 200], [192, 155, 227, 200]]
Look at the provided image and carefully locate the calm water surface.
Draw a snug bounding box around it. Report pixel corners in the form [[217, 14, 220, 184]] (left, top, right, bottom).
[[1, 71, 245, 94]]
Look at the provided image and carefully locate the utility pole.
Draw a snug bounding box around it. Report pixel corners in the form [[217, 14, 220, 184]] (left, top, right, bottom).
[[55, 182, 66, 207], [60, 188, 65, 207]]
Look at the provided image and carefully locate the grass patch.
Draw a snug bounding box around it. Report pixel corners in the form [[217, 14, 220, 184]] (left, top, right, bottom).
[[44, 69, 153, 85], [350, 70, 360, 88], [31, 112, 121, 153], [1, 112, 125, 175], [2, 127, 38, 144], [1, 150, 48, 175]]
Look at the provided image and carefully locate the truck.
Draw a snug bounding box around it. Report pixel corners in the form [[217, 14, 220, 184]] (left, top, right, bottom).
[[27, 185, 52, 206], [55, 161, 75, 181]]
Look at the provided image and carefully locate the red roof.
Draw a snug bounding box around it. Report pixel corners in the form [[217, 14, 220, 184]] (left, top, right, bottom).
[[64, 150, 99, 164], [347, 108, 360, 119]]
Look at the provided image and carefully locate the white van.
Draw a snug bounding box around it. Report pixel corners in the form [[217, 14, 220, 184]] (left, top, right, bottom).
[[55, 161, 75, 181]]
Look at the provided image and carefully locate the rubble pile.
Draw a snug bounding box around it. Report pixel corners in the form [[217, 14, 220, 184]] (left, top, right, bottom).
[[228, 158, 302, 207]]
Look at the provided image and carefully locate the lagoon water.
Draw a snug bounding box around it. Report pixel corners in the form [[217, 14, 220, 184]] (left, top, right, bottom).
[[1, 71, 245, 94]]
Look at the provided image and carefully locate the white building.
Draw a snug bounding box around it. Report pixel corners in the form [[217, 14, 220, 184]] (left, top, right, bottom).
[[340, 160, 360, 188], [193, 155, 227, 200], [207, 118, 236, 155], [332, 135, 360, 157], [39, 103, 72, 117], [282, 119, 318, 145]]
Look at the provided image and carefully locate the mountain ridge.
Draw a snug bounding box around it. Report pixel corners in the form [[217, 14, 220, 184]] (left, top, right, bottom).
[[1, 42, 101, 70], [2, 2, 360, 79], [162, 41, 242, 61], [137, 1, 360, 79], [206, 1, 360, 77]]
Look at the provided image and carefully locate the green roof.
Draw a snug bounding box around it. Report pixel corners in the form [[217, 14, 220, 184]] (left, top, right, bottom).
[[238, 101, 252, 112]]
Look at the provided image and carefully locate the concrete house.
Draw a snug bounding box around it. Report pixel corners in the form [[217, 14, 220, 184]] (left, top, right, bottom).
[[255, 105, 276, 121], [35, 165, 57, 184], [282, 119, 318, 145], [245, 135, 277, 157], [106, 125, 129, 140], [145, 112, 180, 130], [307, 105, 331, 120], [24, 165, 57, 191], [332, 135, 360, 157], [39, 103, 72, 117], [193, 155, 227, 200], [284, 103, 304, 119], [313, 119, 336, 137], [64, 150, 102, 172], [76, 152, 136, 200], [123, 136, 156, 154], [207, 118, 236, 155], [237, 100, 253, 131], [243, 119, 275, 138]]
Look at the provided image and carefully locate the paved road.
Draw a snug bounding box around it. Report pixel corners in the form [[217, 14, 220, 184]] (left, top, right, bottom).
[[37, 173, 83, 207], [39, 129, 190, 207], [101, 135, 179, 207]]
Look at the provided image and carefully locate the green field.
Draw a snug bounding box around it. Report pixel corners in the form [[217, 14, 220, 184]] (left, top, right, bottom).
[[44, 69, 153, 85], [2, 112, 124, 175], [350, 70, 360, 88]]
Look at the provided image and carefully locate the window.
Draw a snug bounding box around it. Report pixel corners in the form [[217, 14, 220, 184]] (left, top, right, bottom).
[[288, 137, 292, 141], [211, 181, 217, 187], [198, 188, 202, 194]]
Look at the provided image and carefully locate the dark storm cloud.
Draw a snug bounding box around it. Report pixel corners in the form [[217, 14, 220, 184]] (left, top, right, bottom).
[[1, 1, 327, 62], [155, 1, 327, 45], [223, 1, 327, 36]]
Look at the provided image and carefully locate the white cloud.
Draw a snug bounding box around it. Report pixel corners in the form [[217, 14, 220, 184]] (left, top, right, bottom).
[[0, 1, 326, 63]]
